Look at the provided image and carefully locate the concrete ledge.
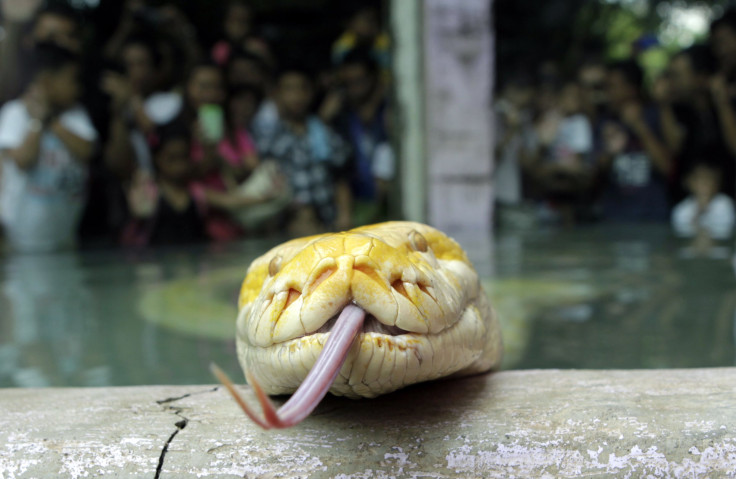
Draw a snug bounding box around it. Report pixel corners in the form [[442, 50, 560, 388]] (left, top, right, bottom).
[[2, 368, 735, 478]]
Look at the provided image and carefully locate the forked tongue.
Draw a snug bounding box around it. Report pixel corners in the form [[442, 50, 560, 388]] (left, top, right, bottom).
[[212, 304, 366, 429]]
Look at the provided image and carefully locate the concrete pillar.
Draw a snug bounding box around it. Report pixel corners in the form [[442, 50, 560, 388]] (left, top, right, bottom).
[[391, 0, 428, 224], [392, 0, 495, 231]]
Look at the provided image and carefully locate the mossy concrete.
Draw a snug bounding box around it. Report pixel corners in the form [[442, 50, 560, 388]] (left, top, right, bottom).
[[1, 369, 735, 478]]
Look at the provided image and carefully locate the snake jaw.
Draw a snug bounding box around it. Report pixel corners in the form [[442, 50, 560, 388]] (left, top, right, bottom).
[[215, 305, 367, 429]]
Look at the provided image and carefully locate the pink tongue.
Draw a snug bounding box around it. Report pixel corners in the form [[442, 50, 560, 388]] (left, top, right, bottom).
[[275, 304, 365, 425]]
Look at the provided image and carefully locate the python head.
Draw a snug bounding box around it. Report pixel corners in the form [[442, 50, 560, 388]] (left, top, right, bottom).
[[213, 221, 502, 429]]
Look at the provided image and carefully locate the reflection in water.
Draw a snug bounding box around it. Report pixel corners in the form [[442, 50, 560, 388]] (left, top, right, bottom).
[[614, 241, 651, 272], [505, 226, 735, 369], [0, 252, 109, 387], [0, 226, 733, 387], [0, 243, 267, 388]]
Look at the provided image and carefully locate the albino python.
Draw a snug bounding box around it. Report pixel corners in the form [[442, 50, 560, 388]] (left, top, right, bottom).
[[212, 221, 503, 429]]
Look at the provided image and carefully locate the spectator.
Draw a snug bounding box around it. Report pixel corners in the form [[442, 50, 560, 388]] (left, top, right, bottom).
[[671, 161, 734, 240], [102, 34, 183, 179], [535, 61, 562, 122], [577, 57, 608, 126], [656, 45, 735, 202], [123, 121, 206, 246], [323, 48, 394, 225], [0, 43, 97, 252], [532, 81, 594, 224], [708, 10, 736, 174], [493, 72, 537, 213], [157, 4, 204, 83], [332, 3, 390, 74], [184, 61, 227, 181], [0, 2, 82, 104], [177, 84, 288, 235], [241, 50, 280, 146], [595, 59, 672, 222], [709, 9, 736, 85], [224, 48, 271, 91], [258, 64, 352, 236], [184, 61, 243, 241], [104, 1, 201, 89], [211, 1, 273, 69], [123, 122, 206, 246], [220, 83, 262, 182], [223, 49, 275, 140], [103, 0, 150, 60]]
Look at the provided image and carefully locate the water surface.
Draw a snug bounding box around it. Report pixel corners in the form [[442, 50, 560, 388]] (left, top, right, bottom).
[[1, 224, 733, 388]]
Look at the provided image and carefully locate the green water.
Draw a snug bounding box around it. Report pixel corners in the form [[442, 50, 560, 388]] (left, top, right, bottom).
[[0, 225, 733, 388]]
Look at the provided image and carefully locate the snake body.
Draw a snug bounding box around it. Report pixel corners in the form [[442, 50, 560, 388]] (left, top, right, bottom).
[[224, 222, 502, 427]]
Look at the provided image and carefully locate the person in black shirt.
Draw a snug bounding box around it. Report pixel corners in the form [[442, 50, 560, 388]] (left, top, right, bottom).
[[595, 59, 673, 222], [322, 48, 394, 226], [122, 121, 206, 246], [656, 45, 736, 203]]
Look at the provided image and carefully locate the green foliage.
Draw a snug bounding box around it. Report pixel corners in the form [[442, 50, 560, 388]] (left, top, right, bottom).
[[496, 0, 728, 81], [604, 8, 644, 60]]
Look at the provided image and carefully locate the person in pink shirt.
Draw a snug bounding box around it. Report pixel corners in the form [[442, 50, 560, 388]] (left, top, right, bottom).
[[200, 83, 290, 233], [218, 83, 261, 183], [184, 61, 243, 240]]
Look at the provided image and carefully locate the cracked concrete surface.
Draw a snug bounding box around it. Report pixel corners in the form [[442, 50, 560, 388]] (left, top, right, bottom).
[[154, 402, 188, 479], [1, 369, 736, 478], [154, 388, 217, 478]]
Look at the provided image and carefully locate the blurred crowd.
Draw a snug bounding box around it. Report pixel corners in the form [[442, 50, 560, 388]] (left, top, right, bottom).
[[494, 8, 736, 243], [4, 1, 736, 256], [0, 0, 394, 253]]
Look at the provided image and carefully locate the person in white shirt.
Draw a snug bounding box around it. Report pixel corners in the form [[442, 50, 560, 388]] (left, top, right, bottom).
[[533, 81, 594, 224], [672, 161, 735, 240], [0, 43, 98, 252]]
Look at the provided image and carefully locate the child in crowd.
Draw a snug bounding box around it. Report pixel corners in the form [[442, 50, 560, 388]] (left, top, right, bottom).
[[220, 84, 261, 182], [258, 65, 352, 236], [199, 83, 291, 233], [186, 61, 227, 184], [596, 59, 672, 222], [671, 161, 734, 240], [123, 121, 205, 246], [0, 43, 97, 252], [184, 61, 243, 241]]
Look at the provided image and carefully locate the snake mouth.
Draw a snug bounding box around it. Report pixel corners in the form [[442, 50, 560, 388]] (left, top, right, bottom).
[[215, 304, 367, 429], [314, 310, 409, 336]]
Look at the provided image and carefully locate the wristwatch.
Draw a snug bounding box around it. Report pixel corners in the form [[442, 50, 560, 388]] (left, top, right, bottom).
[[28, 117, 44, 133]]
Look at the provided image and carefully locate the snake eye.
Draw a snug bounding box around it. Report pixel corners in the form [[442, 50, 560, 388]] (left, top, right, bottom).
[[409, 230, 428, 253], [268, 255, 282, 277]]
